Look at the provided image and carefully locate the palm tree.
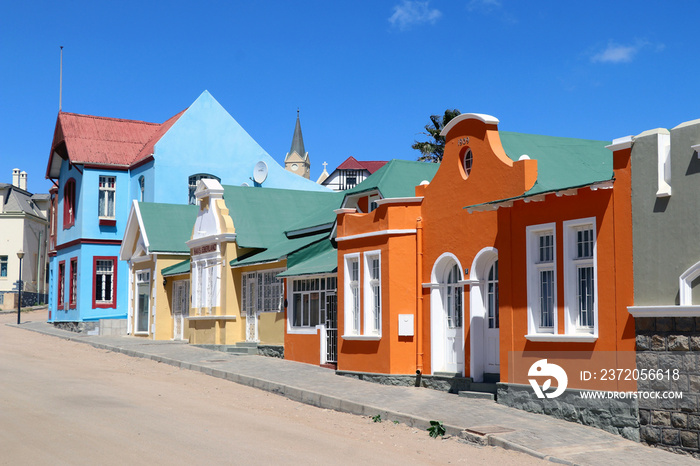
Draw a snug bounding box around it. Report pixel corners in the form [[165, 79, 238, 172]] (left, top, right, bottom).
[[412, 109, 461, 163]]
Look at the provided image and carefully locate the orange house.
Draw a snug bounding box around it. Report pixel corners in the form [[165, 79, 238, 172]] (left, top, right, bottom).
[[336, 114, 635, 397]]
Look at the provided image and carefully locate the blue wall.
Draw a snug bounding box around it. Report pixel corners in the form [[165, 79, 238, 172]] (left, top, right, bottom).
[[152, 91, 328, 204]]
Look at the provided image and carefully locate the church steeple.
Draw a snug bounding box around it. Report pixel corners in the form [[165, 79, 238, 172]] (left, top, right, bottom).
[[285, 109, 310, 179]]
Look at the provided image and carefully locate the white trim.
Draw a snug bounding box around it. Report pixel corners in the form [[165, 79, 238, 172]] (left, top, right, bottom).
[[336, 229, 417, 242], [605, 135, 633, 151], [440, 113, 499, 136], [422, 282, 440, 289], [692, 143, 700, 158], [185, 315, 237, 321], [679, 260, 700, 306], [525, 334, 597, 343], [373, 197, 423, 206], [334, 208, 356, 215], [341, 335, 381, 341], [628, 305, 700, 317], [130, 254, 153, 264], [363, 250, 382, 337], [562, 217, 598, 338], [344, 253, 361, 336], [186, 233, 236, 249], [469, 247, 499, 382], [526, 223, 558, 336], [286, 327, 319, 335], [656, 132, 672, 197], [458, 279, 480, 286]]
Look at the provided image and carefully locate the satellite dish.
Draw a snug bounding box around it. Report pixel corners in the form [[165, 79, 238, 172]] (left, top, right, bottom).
[[253, 161, 268, 184]]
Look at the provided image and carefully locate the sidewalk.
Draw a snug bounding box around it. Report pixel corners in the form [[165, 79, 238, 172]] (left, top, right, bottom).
[[13, 319, 696, 466]]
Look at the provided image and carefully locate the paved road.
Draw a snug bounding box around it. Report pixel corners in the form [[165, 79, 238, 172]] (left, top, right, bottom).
[[0, 311, 542, 465]]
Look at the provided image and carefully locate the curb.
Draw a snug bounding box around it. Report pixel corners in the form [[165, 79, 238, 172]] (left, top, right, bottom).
[[13, 321, 572, 464]]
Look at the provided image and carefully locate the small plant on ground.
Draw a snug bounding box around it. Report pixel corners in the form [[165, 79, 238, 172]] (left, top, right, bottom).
[[371, 414, 382, 423], [427, 420, 445, 438], [393, 420, 399, 424]]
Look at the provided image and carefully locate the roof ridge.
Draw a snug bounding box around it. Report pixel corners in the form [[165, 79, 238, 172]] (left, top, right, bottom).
[[59, 111, 161, 126]]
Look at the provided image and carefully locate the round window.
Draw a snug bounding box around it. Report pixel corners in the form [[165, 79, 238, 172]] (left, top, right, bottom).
[[462, 148, 473, 178]]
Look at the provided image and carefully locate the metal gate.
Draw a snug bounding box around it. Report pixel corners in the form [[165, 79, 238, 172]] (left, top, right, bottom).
[[325, 293, 337, 363]]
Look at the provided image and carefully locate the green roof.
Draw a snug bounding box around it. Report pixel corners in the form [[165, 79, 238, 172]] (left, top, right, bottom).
[[162, 259, 190, 277], [139, 202, 198, 253], [277, 239, 337, 277], [344, 159, 439, 199], [500, 131, 612, 197], [230, 232, 328, 267], [222, 185, 342, 249]]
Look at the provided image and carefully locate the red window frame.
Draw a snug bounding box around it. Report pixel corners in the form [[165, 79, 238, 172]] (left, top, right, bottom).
[[92, 256, 117, 309], [57, 260, 65, 310], [69, 257, 77, 309], [63, 178, 76, 229]]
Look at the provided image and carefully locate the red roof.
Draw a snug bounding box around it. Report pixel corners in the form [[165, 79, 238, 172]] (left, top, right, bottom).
[[46, 110, 185, 178], [336, 156, 388, 174]]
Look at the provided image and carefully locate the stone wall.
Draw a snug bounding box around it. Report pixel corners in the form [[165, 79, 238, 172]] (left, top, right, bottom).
[[636, 316, 700, 457], [497, 383, 639, 441]]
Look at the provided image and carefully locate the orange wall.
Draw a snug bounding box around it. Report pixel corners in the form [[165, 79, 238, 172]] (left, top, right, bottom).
[[337, 203, 420, 374]]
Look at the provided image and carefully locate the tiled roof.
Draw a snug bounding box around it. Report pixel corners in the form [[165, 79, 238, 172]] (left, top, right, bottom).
[[47, 109, 184, 177], [336, 156, 388, 174], [222, 185, 341, 249], [343, 159, 439, 199], [138, 202, 198, 253]]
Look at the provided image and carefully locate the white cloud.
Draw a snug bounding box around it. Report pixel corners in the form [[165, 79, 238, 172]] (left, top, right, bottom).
[[591, 42, 641, 64], [389, 1, 442, 30]]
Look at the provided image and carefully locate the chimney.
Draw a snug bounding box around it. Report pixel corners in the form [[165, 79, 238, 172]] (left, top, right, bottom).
[[12, 168, 19, 188], [19, 171, 27, 191]]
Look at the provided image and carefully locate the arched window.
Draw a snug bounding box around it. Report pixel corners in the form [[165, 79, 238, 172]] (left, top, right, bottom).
[[188, 173, 220, 205], [445, 263, 462, 328], [463, 149, 473, 177], [486, 260, 499, 329], [63, 178, 76, 229], [139, 176, 145, 202]]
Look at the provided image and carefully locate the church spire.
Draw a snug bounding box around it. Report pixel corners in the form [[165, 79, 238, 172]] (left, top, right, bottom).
[[289, 109, 306, 159], [285, 109, 310, 179]]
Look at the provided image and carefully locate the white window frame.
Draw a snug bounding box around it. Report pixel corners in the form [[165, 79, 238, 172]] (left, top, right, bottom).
[[526, 223, 557, 335], [135, 270, 151, 334], [343, 253, 361, 336], [563, 218, 598, 337], [98, 176, 116, 219], [95, 259, 115, 305], [287, 275, 337, 334], [0, 255, 7, 278], [242, 269, 284, 314], [363, 251, 381, 336]]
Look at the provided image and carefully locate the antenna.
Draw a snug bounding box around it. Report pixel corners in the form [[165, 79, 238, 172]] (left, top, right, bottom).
[[59, 46, 63, 111]]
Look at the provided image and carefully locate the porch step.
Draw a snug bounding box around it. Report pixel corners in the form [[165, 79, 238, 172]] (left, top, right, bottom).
[[483, 373, 500, 383], [469, 382, 498, 394], [226, 342, 258, 355], [458, 390, 495, 401], [433, 371, 462, 378]]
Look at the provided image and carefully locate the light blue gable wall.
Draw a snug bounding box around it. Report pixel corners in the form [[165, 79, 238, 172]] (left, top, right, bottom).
[[152, 91, 329, 204], [56, 160, 84, 245], [130, 161, 154, 203], [80, 168, 131, 240]]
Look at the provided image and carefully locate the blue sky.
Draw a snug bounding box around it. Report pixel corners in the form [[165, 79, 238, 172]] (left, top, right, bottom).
[[2, 0, 699, 194]]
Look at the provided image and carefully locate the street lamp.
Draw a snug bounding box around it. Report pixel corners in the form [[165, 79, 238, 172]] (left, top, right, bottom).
[[16, 250, 24, 325]]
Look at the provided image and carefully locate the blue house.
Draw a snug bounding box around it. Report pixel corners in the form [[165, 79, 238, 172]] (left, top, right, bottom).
[[46, 91, 327, 331]]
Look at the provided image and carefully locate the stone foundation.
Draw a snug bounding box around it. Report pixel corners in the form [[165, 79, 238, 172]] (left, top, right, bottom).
[[335, 370, 473, 393], [497, 383, 639, 441], [257, 345, 284, 359], [636, 316, 700, 457]]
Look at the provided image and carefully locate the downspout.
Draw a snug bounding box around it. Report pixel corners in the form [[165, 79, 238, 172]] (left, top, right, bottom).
[[416, 217, 424, 375]]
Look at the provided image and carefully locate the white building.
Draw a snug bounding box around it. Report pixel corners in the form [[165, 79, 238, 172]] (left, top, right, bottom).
[[0, 169, 50, 310]]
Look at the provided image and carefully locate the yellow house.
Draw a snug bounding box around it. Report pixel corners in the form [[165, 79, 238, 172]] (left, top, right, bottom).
[[120, 200, 197, 340]]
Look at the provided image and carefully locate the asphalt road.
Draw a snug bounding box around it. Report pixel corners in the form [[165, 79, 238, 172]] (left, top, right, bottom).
[[0, 311, 545, 465]]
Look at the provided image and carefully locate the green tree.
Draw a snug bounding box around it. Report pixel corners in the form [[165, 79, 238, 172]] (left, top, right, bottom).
[[412, 109, 461, 163]]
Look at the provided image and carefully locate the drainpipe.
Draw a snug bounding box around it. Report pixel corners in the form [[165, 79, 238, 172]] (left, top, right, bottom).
[[416, 217, 424, 374]]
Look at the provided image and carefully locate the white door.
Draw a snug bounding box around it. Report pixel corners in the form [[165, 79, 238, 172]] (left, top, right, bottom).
[[173, 280, 189, 340], [484, 260, 500, 373], [443, 264, 464, 373], [243, 272, 258, 342]]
